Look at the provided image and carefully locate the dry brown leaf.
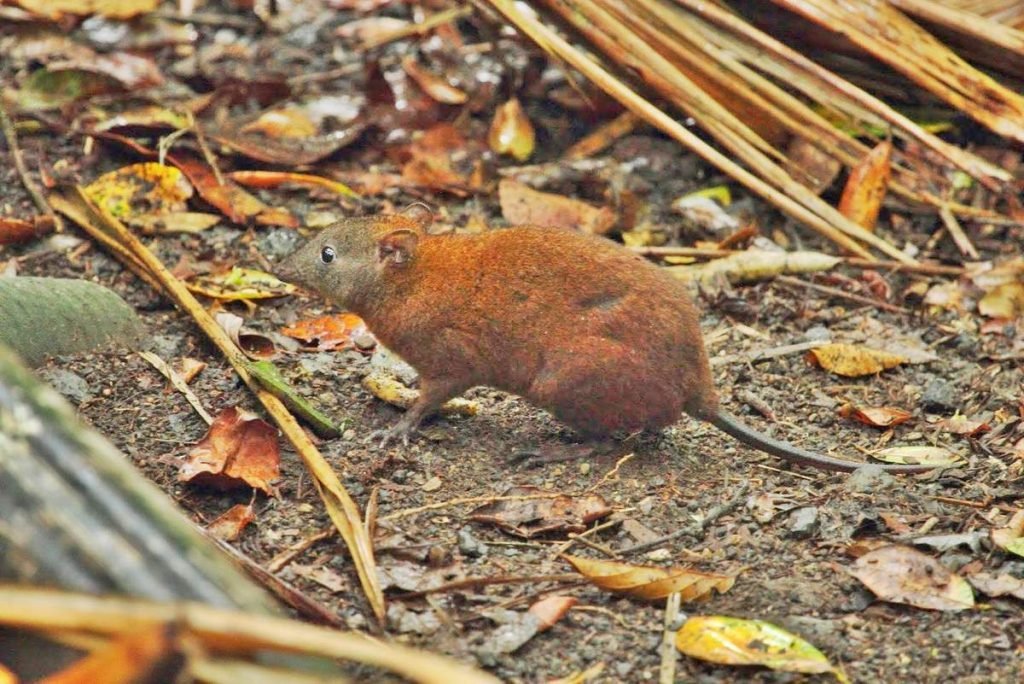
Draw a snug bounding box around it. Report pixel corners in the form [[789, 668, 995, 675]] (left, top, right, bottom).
[[179, 407, 280, 494], [978, 282, 1024, 319], [498, 179, 615, 234], [991, 510, 1024, 558], [838, 140, 892, 232], [469, 486, 611, 538], [402, 56, 468, 105], [807, 343, 905, 377], [39, 622, 181, 684], [206, 502, 257, 541], [871, 445, 959, 466], [281, 313, 372, 351], [935, 414, 990, 437], [528, 595, 577, 631], [849, 545, 974, 611], [565, 555, 735, 601], [964, 572, 1024, 600], [838, 404, 912, 428]]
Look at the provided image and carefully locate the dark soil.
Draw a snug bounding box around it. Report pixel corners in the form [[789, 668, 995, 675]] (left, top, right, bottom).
[[2, 2, 1023, 682]]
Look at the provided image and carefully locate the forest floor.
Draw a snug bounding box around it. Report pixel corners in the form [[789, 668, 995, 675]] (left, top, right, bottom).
[[2, 1, 1024, 682]]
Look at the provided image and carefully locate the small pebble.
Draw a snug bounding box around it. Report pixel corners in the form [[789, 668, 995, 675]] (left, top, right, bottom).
[[579, 462, 591, 476], [422, 475, 442, 492]]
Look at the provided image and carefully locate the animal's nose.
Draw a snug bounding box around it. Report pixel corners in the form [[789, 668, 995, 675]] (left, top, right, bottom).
[[274, 258, 298, 284]]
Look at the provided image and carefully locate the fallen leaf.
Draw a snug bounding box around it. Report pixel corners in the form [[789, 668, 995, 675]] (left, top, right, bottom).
[[807, 343, 906, 377], [838, 404, 912, 428], [469, 487, 611, 539], [189, 266, 296, 301], [564, 555, 735, 601], [281, 313, 371, 351], [872, 445, 959, 466], [293, 564, 349, 593], [668, 250, 841, 284], [964, 572, 1024, 600], [336, 16, 410, 43], [837, 140, 892, 231], [528, 595, 577, 631], [362, 370, 477, 416], [978, 282, 1024, 319], [498, 179, 615, 234], [214, 312, 278, 360], [403, 56, 468, 105], [401, 123, 485, 195], [228, 170, 358, 199], [9, 67, 123, 111], [37, 622, 182, 683], [133, 212, 221, 234], [671, 194, 739, 235], [675, 616, 845, 680], [207, 502, 256, 541], [849, 545, 974, 611], [179, 407, 280, 494], [488, 97, 535, 161], [935, 414, 990, 437], [991, 510, 1024, 559], [84, 162, 192, 222], [177, 357, 206, 383], [240, 107, 318, 139], [14, 0, 159, 19]]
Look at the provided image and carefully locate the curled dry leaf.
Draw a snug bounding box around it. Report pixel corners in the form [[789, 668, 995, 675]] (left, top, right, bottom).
[[488, 97, 535, 161], [228, 170, 358, 199], [837, 140, 892, 232], [807, 343, 905, 377], [207, 502, 257, 541], [849, 545, 974, 611], [214, 312, 278, 361], [675, 616, 845, 681], [528, 595, 577, 631], [564, 555, 735, 601], [469, 487, 611, 539], [179, 407, 280, 494], [498, 179, 615, 235], [402, 124, 486, 195], [362, 370, 478, 417], [936, 414, 990, 437], [991, 510, 1024, 559], [965, 572, 1024, 600], [838, 404, 912, 429], [403, 56, 468, 105], [281, 313, 372, 351], [871, 445, 959, 466], [667, 250, 841, 284]]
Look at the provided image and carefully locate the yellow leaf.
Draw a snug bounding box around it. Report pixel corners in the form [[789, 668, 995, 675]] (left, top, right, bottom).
[[807, 343, 905, 377], [675, 616, 846, 681], [84, 163, 192, 221], [837, 140, 892, 232], [872, 445, 959, 466], [564, 555, 735, 601], [488, 98, 535, 162], [187, 267, 295, 301], [978, 282, 1024, 319]]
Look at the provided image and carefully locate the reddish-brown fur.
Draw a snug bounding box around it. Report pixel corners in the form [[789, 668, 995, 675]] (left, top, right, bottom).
[[277, 207, 931, 473]]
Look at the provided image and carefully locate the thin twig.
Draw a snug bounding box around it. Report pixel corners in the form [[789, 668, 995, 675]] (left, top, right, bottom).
[[775, 274, 910, 314], [267, 528, 335, 573], [659, 592, 681, 684], [587, 451, 635, 492], [380, 493, 564, 522], [138, 351, 214, 425], [843, 257, 965, 277], [360, 5, 474, 50], [621, 483, 750, 557], [710, 339, 830, 367], [0, 102, 62, 231], [939, 204, 980, 260], [395, 573, 579, 599]]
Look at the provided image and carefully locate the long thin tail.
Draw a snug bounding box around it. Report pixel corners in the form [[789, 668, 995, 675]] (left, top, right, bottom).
[[708, 410, 932, 473]]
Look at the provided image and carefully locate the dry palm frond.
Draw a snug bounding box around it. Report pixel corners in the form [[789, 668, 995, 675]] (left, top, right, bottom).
[[479, 0, 1021, 260]]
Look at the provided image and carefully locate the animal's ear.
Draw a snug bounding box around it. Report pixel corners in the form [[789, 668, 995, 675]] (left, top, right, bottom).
[[401, 202, 434, 229], [378, 229, 419, 266]]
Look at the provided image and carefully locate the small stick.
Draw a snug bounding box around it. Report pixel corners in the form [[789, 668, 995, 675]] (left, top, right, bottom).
[[621, 483, 749, 557], [360, 5, 473, 50], [926, 494, 990, 509], [587, 451, 635, 492], [565, 111, 640, 159], [548, 517, 624, 562], [287, 62, 362, 87], [380, 492, 563, 522], [629, 245, 736, 259], [0, 102, 62, 232], [395, 573, 579, 599], [267, 528, 334, 573], [775, 274, 910, 314], [138, 351, 214, 425], [939, 204, 980, 260], [843, 257, 965, 277], [659, 592, 681, 684], [565, 532, 617, 558], [710, 339, 829, 367]]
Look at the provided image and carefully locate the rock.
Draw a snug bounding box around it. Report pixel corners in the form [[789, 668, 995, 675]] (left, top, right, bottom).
[[39, 367, 91, 404], [298, 352, 336, 375], [845, 464, 896, 493], [921, 378, 958, 414], [256, 228, 304, 260], [458, 526, 488, 558], [787, 506, 820, 538]]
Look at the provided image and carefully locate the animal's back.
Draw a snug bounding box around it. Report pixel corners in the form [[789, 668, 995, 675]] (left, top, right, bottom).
[[369, 226, 718, 436]]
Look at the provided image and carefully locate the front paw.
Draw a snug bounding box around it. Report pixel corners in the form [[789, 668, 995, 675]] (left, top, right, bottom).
[[365, 423, 415, 448]]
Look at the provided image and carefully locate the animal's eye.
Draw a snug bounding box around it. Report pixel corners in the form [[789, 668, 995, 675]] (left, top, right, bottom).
[[320, 246, 336, 264]]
